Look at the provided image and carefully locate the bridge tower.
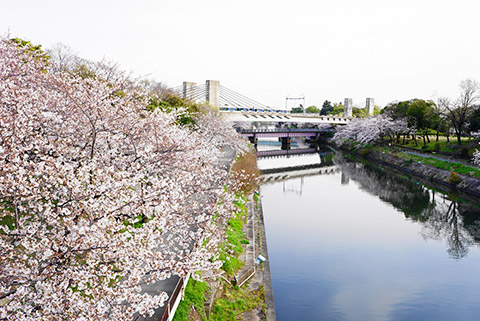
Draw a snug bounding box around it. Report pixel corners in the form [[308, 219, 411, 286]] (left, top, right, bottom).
[[344, 98, 352, 117], [182, 82, 196, 100], [206, 80, 220, 108], [366, 98, 374, 116]]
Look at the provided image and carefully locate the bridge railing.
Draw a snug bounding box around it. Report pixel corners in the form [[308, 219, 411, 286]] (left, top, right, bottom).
[[237, 128, 332, 133], [220, 108, 350, 118]]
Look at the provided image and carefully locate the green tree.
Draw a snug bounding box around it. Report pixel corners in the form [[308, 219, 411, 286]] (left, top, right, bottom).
[[468, 106, 480, 134], [330, 102, 344, 116], [11, 38, 50, 70], [382, 100, 411, 120], [306, 105, 320, 113], [439, 79, 479, 145], [290, 106, 304, 113], [406, 99, 436, 146], [146, 92, 203, 126], [320, 100, 333, 115], [353, 107, 369, 118]]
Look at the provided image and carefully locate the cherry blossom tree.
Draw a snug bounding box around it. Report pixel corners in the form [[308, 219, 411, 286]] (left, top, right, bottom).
[[0, 38, 244, 320], [333, 115, 410, 148], [472, 149, 480, 165]]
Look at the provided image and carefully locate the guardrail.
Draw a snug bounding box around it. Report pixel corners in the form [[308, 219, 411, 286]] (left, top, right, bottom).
[[235, 267, 256, 287], [160, 276, 186, 321], [237, 128, 332, 133]]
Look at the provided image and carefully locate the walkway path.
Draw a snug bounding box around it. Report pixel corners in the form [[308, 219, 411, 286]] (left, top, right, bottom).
[[393, 145, 475, 166]]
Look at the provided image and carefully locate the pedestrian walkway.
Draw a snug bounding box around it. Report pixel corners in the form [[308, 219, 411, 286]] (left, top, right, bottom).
[[393, 145, 475, 166]]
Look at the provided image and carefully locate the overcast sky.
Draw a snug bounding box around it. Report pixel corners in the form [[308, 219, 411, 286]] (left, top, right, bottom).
[[2, 0, 479, 109]]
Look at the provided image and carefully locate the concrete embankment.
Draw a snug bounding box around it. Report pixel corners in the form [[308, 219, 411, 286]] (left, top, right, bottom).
[[237, 194, 277, 321], [361, 149, 480, 199], [256, 196, 277, 321]]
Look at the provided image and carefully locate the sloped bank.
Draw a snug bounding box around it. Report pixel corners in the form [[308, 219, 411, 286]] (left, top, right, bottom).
[[356, 149, 480, 199]]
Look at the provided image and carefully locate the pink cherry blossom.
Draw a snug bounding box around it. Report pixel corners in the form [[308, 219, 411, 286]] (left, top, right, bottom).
[[0, 37, 245, 320]]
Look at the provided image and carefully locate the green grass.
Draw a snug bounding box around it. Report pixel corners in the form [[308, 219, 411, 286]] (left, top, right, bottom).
[[372, 147, 480, 178], [175, 193, 262, 321], [394, 135, 477, 154], [173, 279, 210, 321], [209, 284, 265, 321], [217, 195, 250, 275]]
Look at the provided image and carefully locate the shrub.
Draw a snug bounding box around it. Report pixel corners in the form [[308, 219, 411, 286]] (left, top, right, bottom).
[[360, 149, 370, 157], [449, 171, 462, 185], [230, 149, 260, 195]]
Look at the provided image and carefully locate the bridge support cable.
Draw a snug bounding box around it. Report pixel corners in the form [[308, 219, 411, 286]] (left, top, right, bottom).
[[219, 85, 273, 111], [219, 88, 262, 110], [171, 81, 288, 112]]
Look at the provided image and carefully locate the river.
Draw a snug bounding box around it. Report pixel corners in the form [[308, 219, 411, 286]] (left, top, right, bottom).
[[258, 141, 480, 321]]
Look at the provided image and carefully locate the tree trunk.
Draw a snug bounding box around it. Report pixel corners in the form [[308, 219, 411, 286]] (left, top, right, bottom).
[[436, 130, 439, 142], [422, 134, 427, 146], [426, 130, 430, 143]]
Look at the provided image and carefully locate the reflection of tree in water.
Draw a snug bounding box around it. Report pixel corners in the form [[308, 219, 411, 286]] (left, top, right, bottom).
[[333, 154, 431, 221], [334, 154, 480, 259], [421, 196, 474, 259]]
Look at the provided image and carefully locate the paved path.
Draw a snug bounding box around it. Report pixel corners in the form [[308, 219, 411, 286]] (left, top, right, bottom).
[[393, 145, 475, 166]]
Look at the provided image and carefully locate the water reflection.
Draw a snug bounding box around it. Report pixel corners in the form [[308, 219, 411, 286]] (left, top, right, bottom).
[[260, 146, 480, 321], [334, 154, 480, 259]]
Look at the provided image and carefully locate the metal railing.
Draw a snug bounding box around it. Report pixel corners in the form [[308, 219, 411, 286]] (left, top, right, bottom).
[[160, 277, 185, 321]]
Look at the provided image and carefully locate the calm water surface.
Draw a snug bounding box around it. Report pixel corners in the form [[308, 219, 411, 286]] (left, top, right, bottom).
[[259, 150, 480, 321]]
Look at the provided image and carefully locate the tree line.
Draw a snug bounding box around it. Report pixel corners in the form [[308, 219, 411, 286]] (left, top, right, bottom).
[[0, 38, 248, 320], [333, 79, 480, 164]]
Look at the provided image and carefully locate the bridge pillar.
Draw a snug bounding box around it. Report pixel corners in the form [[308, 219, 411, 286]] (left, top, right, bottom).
[[248, 136, 258, 147], [281, 137, 291, 150], [206, 80, 220, 108], [366, 98, 374, 116], [344, 98, 352, 117], [341, 172, 350, 185], [182, 82, 196, 100]]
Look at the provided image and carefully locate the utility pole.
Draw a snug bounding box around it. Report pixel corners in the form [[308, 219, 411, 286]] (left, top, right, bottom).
[[285, 96, 306, 113]]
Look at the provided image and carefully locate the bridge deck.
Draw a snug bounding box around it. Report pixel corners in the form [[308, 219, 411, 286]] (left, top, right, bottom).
[[221, 111, 350, 124]]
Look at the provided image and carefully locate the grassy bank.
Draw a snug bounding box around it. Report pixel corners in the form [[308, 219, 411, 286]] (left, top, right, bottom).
[[390, 135, 479, 157], [369, 146, 480, 178], [173, 194, 264, 321], [173, 149, 265, 321]]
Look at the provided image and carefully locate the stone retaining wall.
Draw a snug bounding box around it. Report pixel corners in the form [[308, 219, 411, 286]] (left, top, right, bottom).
[[363, 150, 480, 199]]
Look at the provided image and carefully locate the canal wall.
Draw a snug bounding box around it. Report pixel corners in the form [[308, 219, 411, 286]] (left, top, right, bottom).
[[256, 196, 277, 321], [361, 150, 480, 199]]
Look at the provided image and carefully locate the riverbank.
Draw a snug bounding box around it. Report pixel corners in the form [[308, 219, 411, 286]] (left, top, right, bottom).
[[255, 195, 277, 321], [170, 147, 277, 320], [170, 193, 276, 321], [353, 146, 480, 199]]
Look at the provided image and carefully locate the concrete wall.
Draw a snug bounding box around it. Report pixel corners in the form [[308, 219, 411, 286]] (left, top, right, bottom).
[[344, 98, 352, 117], [366, 98, 375, 116], [182, 82, 196, 100], [206, 80, 220, 108]]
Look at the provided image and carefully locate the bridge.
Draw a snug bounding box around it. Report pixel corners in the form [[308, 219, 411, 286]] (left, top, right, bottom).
[[257, 148, 332, 158], [238, 128, 332, 149], [171, 80, 363, 125], [260, 164, 338, 183]]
